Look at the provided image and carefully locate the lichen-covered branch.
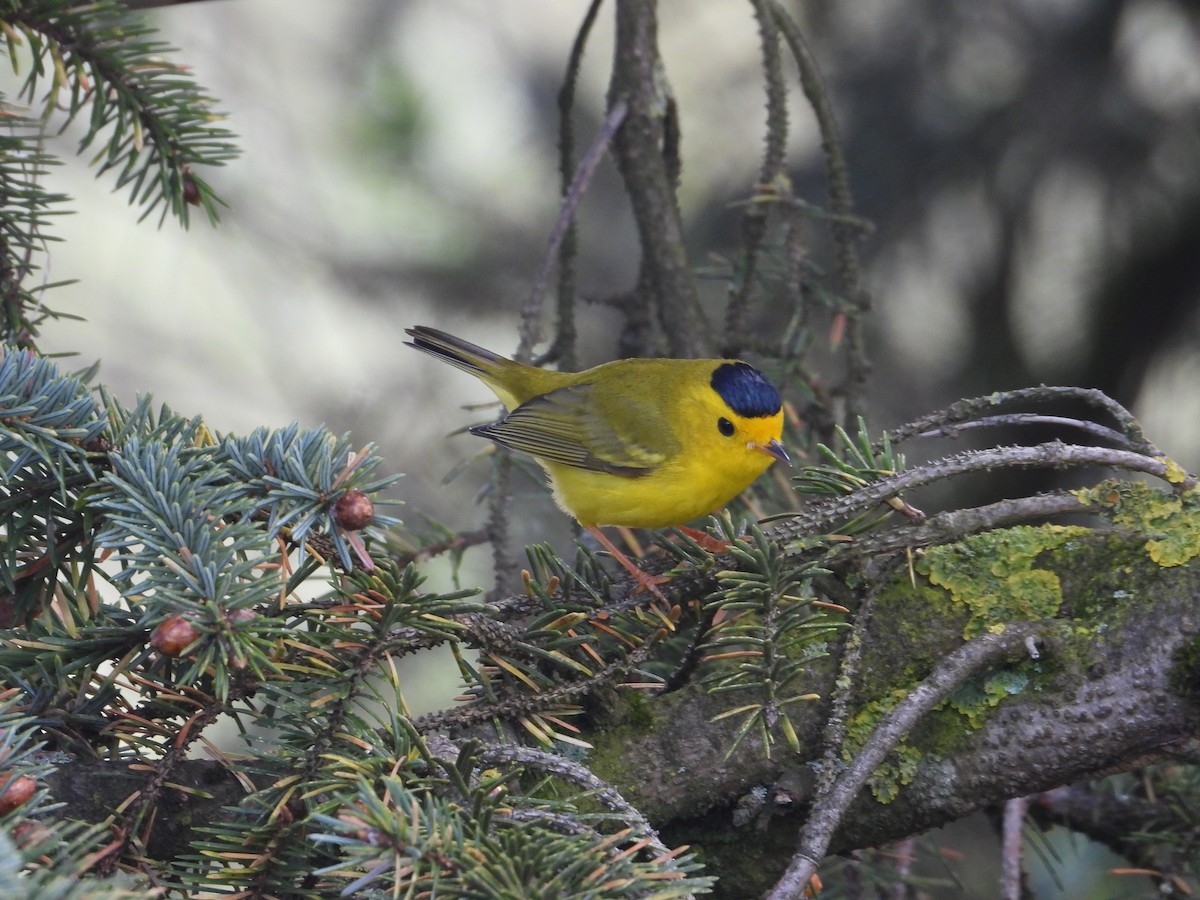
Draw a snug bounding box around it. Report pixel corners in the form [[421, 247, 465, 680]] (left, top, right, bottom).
[[767, 622, 1051, 899], [582, 531, 1200, 894]]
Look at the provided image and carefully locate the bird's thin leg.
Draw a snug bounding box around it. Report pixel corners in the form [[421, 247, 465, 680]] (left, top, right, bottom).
[[586, 526, 669, 603]]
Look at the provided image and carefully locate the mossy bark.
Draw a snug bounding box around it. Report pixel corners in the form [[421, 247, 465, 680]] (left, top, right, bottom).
[[584, 530, 1200, 891]]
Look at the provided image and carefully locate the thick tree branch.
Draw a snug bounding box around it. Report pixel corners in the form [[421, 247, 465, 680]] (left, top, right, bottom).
[[585, 531, 1200, 891]]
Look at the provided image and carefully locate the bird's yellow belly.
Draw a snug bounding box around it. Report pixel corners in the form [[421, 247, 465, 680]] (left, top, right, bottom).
[[541, 458, 763, 529]]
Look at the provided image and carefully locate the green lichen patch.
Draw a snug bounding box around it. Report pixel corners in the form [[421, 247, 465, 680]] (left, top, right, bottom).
[[945, 669, 1030, 729], [918, 525, 1090, 638], [1076, 481, 1200, 567], [843, 688, 922, 802], [844, 662, 1040, 803], [844, 495, 1200, 806]]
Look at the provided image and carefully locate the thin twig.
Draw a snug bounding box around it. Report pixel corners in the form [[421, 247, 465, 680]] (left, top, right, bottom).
[[886, 386, 1160, 457], [723, 0, 789, 354], [1001, 796, 1027, 900], [546, 0, 606, 372], [523, 98, 628, 365], [410, 614, 666, 733], [486, 451, 516, 600], [917, 414, 1138, 450], [777, 441, 1193, 543], [478, 744, 673, 858], [886, 838, 917, 900], [814, 557, 904, 797], [391, 528, 490, 568], [771, 3, 871, 419], [835, 492, 1092, 560], [119, 0, 219, 7], [504, 79, 651, 590]]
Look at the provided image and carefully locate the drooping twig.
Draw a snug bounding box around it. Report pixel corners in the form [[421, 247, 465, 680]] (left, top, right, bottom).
[[503, 6, 622, 598], [545, 0, 606, 372], [607, 0, 705, 357], [771, 3, 871, 418], [523, 98, 628, 366], [813, 557, 904, 798], [885, 386, 1160, 457], [1000, 795, 1027, 900]]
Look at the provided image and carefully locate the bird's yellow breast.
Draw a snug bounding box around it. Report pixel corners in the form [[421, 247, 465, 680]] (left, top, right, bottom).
[[542, 374, 784, 528]]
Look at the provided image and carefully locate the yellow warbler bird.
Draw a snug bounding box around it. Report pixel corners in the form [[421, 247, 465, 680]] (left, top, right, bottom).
[[406, 326, 789, 594]]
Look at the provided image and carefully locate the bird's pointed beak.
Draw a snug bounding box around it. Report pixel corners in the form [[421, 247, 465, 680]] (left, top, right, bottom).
[[752, 438, 791, 466]]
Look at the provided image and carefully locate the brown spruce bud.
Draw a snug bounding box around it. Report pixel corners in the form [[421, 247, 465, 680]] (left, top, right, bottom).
[[0, 595, 20, 629], [11, 820, 50, 848], [0, 775, 36, 815], [151, 615, 202, 658], [224, 609, 257, 671], [181, 166, 201, 206], [333, 490, 374, 531], [83, 435, 113, 454]]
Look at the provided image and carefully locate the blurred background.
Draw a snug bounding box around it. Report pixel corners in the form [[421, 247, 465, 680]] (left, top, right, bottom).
[[17, 0, 1200, 896], [26, 0, 1200, 527]]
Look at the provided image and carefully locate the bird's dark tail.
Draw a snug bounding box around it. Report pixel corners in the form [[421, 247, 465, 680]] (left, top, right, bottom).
[[404, 326, 504, 380]]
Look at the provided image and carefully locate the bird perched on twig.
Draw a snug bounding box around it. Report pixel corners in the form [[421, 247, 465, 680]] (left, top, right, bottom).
[[406, 326, 789, 598]]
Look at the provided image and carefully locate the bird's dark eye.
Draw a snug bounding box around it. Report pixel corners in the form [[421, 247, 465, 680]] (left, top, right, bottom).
[[717, 417, 735, 437]]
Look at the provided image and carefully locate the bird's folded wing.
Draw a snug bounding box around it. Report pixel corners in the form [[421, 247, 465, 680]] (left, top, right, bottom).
[[470, 384, 665, 477]]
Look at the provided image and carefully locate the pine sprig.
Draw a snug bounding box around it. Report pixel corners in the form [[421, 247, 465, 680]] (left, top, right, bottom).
[[0, 696, 153, 897], [0, 345, 102, 479], [409, 541, 685, 746], [794, 417, 903, 498], [0, 0, 239, 344], [305, 765, 710, 898], [2, 0, 238, 227], [0, 347, 104, 624], [788, 417, 909, 534], [0, 353, 408, 710], [220, 424, 401, 571], [0, 115, 71, 346], [700, 522, 843, 756], [171, 560, 486, 894]]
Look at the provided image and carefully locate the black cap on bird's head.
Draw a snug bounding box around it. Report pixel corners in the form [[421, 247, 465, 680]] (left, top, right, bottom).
[[710, 362, 782, 419]]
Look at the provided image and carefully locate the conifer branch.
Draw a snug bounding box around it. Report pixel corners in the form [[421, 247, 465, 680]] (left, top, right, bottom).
[[0, 0, 238, 343]]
